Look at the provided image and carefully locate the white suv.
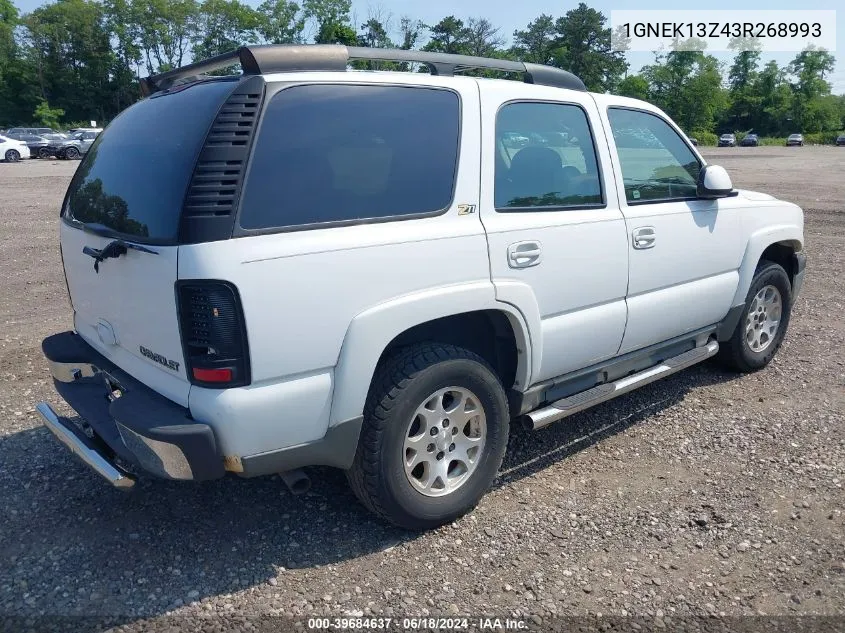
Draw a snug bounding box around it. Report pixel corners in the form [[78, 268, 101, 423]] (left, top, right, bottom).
[[37, 45, 806, 530]]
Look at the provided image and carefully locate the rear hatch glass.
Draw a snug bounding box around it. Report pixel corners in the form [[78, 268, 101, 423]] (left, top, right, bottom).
[[60, 79, 237, 406], [64, 79, 237, 244]]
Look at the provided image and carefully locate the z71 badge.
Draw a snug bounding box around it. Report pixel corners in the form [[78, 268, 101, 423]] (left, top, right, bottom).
[[139, 345, 180, 372]]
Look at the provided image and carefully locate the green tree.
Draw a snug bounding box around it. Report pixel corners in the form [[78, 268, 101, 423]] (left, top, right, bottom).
[[754, 60, 793, 135], [256, 0, 303, 44], [131, 0, 198, 75], [643, 48, 726, 132], [33, 99, 64, 127], [725, 41, 762, 132], [511, 15, 556, 65], [192, 0, 260, 64], [553, 3, 627, 92], [303, 0, 354, 45], [423, 16, 468, 55], [787, 46, 836, 131], [617, 74, 649, 100]]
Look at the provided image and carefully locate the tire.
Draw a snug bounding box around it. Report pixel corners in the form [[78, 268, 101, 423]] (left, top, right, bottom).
[[717, 260, 793, 372], [38, 147, 51, 158], [4, 149, 20, 162], [347, 343, 509, 530], [64, 146, 80, 159]]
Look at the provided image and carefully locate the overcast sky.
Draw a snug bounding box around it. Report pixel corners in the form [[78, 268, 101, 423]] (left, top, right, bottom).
[[12, 0, 843, 93]]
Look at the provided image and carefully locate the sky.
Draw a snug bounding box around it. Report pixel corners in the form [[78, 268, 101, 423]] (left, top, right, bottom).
[[11, 0, 844, 93]]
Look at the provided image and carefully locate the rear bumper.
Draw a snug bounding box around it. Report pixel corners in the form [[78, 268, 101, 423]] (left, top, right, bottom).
[[38, 331, 225, 484]]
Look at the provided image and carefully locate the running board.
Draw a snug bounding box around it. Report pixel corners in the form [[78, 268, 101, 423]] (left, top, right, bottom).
[[524, 340, 719, 431]]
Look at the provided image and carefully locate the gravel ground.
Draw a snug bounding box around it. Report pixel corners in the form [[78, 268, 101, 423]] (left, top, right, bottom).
[[1, 148, 844, 632]]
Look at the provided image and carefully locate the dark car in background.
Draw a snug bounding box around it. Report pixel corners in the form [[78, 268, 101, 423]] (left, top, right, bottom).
[[835, 134, 845, 146], [43, 129, 101, 159], [740, 134, 759, 147], [718, 133, 736, 147], [786, 133, 804, 146], [5, 132, 50, 156]]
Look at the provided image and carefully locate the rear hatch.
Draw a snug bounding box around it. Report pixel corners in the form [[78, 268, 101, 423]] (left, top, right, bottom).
[[59, 79, 240, 407]]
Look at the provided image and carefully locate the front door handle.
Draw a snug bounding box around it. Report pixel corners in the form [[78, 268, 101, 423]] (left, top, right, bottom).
[[632, 226, 656, 250], [507, 241, 542, 268]]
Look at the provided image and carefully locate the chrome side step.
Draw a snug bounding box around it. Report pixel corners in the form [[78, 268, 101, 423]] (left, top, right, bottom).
[[524, 340, 719, 431]]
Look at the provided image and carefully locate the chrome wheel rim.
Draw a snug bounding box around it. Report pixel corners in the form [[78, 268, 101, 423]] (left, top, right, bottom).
[[403, 387, 487, 497], [745, 285, 782, 353]]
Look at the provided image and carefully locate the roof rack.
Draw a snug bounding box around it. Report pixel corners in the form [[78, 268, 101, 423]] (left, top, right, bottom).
[[139, 44, 586, 96]]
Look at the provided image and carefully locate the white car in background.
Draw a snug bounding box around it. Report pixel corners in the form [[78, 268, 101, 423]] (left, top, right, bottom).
[[0, 134, 31, 162]]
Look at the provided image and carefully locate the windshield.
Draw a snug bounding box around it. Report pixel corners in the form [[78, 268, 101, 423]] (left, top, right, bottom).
[[63, 79, 237, 244]]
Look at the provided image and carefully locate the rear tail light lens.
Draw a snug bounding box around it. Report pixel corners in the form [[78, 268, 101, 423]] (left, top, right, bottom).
[[177, 281, 250, 388]]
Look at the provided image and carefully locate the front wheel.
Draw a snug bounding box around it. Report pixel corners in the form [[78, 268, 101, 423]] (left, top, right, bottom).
[[64, 146, 80, 159], [347, 343, 509, 530], [717, 260, 793, 372], [4, 149, 20, 162]]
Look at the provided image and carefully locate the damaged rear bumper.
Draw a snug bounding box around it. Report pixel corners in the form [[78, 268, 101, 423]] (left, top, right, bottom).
[[37, 331, 225, 486]]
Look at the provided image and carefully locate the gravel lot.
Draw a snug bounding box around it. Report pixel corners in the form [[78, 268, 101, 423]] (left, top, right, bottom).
[[1, 147, 844, 632]]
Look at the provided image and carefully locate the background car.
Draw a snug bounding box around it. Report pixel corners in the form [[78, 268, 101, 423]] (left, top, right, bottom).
[[836, 134, 845, 146], [7, 127, 56, 136], [44, 129, 101, 159], [786, 133, 804, 146], [4, 132, 49, 157], [740, 133, 759, 147], [0, 134, 31, 162], [718, 133, 736, 147]]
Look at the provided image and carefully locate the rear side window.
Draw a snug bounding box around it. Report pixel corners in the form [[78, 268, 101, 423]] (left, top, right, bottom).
[[64, 80, 237, 243], [495, 102, 603, 210], [239, 84, 460, 230], [607, 108, 701, 204]]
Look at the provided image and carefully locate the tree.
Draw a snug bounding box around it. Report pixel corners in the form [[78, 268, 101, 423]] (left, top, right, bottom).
[[643, 48, 726, 132], [303, 0, 354, 44], [787, 46, 836, 131], [131, 0, 198, 75], [256, 0, 303, 44], [553, 3, 627, 92], [422, 16, 468, 55], [511, 15, 556, 65], [33, 100, 64, 127], [192, 0, 260, 64], [617, 74, 649, 100], [754, 60, 793, 135], [725, 41, 762, 132]]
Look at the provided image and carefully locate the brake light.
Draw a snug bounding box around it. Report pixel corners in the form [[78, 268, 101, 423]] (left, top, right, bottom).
[[192, 367, 233, 382], [177, 281, 250, 388]]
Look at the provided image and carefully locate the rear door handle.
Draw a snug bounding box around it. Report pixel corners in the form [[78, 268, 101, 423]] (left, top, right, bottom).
[[507, 241, 542, 268], [632, 226, 656, 249]]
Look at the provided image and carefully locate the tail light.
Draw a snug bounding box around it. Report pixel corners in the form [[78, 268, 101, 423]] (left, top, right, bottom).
[[176, 280, 250, 388]]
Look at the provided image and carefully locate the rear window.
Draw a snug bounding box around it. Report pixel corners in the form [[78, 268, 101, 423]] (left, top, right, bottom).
[[64, 80, 237, 243], [238, 84, 460, 231]]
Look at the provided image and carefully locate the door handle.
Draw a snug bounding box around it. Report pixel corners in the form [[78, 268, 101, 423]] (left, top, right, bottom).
[[632, 226, 656, 250], [507, 241, 542, 268]]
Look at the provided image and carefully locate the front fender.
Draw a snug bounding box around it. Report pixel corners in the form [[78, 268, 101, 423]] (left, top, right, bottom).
[[329, 282, 535, 426], [732, 222, 804, 307]]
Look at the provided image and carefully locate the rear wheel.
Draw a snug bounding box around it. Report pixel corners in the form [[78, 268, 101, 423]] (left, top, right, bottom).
[[717, 260, 793, 372], [347, 343, 509, 530], [4, 149, 20, 162], [38, 147, 51, 158]]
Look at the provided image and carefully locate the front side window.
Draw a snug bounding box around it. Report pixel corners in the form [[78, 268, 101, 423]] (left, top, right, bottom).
[[239, 84, 460, 230], [494, 102, 603, 210], [607, 108, 701, 204]]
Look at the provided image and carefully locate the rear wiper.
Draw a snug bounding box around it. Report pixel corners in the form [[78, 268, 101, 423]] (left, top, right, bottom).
[[82, 238, 158, 273]]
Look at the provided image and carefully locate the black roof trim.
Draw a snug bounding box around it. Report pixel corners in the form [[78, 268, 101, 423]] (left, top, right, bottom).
[[140, 45, 586, 96]]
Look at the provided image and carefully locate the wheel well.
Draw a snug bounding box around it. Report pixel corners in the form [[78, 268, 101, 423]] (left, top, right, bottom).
[[377, 311, 520, 391], [760, 241, 800, 287]]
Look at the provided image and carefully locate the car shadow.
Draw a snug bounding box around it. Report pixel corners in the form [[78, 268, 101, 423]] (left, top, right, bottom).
[[0, 362, 743, 631]]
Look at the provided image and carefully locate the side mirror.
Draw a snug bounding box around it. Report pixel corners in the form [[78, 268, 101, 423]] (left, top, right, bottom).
[[697, 165, 735, 199]]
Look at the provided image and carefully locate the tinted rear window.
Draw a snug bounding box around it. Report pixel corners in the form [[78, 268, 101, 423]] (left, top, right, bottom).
[[64, 80, 236, 243], [239, 84, 460, 230]]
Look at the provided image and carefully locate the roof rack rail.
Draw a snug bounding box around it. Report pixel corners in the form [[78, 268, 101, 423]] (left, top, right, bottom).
[[140, 44, 586, 96]]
